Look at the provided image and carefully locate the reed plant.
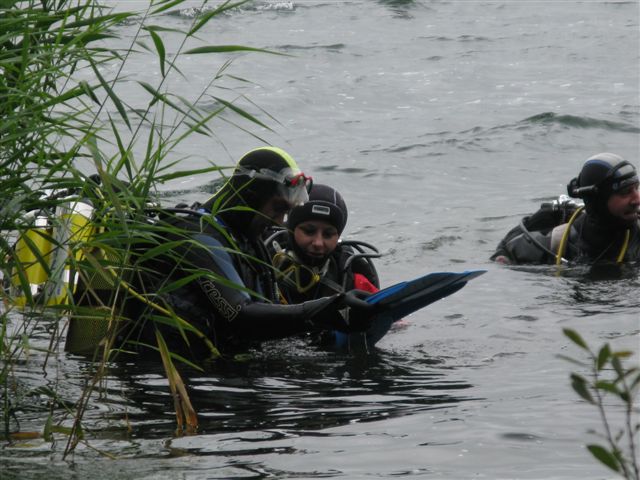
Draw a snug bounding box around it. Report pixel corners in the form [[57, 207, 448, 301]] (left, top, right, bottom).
[[1, 0, 275, 454]]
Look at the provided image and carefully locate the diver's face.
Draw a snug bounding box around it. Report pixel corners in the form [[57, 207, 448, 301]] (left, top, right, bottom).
[[607, 183, 640, 224], [248, 195, 293, 238], [294, 220, 339, 261], [261, 195, 293, 226]]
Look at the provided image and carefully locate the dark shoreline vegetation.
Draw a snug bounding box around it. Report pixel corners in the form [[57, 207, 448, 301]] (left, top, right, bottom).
[[0, 1, 637, 476]]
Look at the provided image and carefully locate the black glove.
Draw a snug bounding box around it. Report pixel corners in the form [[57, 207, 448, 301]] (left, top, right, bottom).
[[301, 291, 381, 334], [302, 293, 348, 332], [341, 289, 379, 333]]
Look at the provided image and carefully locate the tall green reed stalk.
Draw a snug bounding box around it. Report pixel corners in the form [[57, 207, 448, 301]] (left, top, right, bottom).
[[1, 0, 277, 453]]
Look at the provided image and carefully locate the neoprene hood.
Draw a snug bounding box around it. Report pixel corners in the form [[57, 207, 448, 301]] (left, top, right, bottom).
[[287, 184, 348, 235], [567, 152, 638, 222]]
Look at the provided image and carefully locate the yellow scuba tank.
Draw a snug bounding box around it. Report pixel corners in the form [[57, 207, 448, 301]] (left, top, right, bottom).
[[9, 212, 53, 305], [46, 197, 95, 305], [9, 197, 95, 307]]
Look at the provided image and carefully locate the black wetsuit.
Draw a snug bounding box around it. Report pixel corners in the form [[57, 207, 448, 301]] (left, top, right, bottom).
[[122, 210, 347, 360], [492, 211, 640, 265]]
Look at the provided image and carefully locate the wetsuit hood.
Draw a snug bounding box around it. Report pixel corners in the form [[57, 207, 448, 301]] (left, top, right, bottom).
[[287, 184, 348, 234], [567, 152, 638, 229], [202, 147, 310, 238]]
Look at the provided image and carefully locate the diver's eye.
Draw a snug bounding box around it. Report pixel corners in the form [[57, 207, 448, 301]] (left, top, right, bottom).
[[300, 225, 318, 236], [321, 228, 338, 239]]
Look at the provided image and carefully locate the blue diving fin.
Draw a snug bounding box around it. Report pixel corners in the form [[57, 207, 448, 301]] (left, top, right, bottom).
[[334, 269, 486, 349]]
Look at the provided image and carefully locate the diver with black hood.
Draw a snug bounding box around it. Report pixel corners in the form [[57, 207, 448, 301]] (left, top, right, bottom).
[[120, 147, 377, 360], [491, 152, 640, 265], [265, 183, 380, 306]]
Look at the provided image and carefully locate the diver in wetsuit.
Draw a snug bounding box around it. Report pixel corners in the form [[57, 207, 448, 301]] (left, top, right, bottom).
[[122, 148, 377, 360], [491, 152, 640, 265], [266, 183, 380, 305], [263, 184, 382, 349]]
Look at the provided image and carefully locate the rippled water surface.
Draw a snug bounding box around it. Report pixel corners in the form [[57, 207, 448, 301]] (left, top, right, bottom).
[[2, 1, 639, 479]]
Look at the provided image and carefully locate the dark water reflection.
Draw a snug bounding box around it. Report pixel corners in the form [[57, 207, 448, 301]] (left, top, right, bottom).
[[0, 342, 477, 479], [110, 342, 475, 440]]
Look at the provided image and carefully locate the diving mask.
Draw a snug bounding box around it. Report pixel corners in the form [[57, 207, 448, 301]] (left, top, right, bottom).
[[272, 250, 325, 294], [235, 166, 312, 206]]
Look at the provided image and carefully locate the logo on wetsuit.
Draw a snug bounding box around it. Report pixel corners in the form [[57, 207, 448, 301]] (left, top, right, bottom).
[[202, 280, 241, 321]]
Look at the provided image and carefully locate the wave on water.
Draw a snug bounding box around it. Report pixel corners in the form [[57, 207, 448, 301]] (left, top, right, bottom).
[[253, 1, 295, 11], [170, 1, 295, 19], [273, 43, 346, 52], [377, 109, 639, 156], [314, 164, 368, 174], [419, 35, 492, 43], [523, 112, 640, 133]]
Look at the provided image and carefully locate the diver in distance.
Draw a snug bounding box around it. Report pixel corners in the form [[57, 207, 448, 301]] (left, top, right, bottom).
[[70, 147, 379, 360], [491, 152, 640, 265]]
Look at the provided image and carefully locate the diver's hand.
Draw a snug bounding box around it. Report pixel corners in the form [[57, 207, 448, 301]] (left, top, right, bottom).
[[303, 293, 347, 331], [302, 291, 381, 334], [493, 254, 512, 265], [340, 289, 379, 333]]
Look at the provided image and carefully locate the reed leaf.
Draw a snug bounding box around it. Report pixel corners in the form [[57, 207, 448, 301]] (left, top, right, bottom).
[[151, 0, 187, 15], [185, 44, 283, 55], [89, 58, 131, 130], [188, 0, 249, 37], [156, 329, 199, 434], [147, 29, 166, 77]]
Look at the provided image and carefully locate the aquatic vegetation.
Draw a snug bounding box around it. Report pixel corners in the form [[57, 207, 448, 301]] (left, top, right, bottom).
[[0, 0, 273, 454], [561, 328, 639, 480]]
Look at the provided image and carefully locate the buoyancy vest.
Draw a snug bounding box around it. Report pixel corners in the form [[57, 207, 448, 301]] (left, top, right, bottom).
[[491, 197, 640, 265], [122, 208, 279, 357]]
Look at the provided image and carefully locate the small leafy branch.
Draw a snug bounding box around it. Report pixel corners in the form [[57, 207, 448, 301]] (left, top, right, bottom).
[[561, 328, 639, 480]]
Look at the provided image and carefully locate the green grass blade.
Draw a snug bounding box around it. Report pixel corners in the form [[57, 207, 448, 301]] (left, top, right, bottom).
[[151, 0, 187, 15], [184, 45, 284, 55], [89, 59, 131, 130], [188, 0, 249, 37], [147, 29, 166, 77]]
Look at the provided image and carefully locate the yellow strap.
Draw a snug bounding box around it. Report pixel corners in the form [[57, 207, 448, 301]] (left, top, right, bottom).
[[556, 206, 584, 266], [616, 229, 630, 264], [556, 207, 630, 265]]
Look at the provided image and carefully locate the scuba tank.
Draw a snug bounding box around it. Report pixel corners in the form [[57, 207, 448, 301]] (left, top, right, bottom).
[[9, 211, 52, 304], [8, 195, 95, 307], [491, 195, 584, 263]]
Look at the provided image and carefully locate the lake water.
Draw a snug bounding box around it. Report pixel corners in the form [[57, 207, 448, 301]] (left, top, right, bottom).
[[2, 1, 639, 479]]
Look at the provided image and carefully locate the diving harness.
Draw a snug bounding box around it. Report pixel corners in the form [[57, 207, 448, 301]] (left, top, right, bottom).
[[263, 228, 381, 300]]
